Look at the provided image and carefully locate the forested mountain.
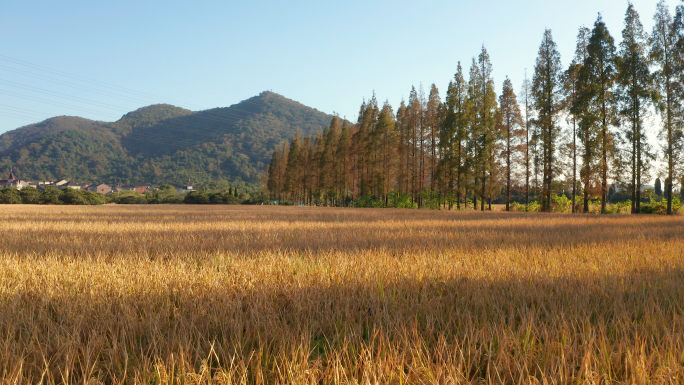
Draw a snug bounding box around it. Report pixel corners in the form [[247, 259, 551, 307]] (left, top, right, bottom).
[[0, 91, 333, 189]]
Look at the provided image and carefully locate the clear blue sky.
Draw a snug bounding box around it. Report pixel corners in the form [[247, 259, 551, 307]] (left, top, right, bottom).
[[0, 0, 670, 135]]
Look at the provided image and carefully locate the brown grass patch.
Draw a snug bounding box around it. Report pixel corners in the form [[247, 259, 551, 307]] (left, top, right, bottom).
[[1, 205, 684, 384]]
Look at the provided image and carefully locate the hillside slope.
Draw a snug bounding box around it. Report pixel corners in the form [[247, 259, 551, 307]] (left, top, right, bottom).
[[0, 92, 333, 189]]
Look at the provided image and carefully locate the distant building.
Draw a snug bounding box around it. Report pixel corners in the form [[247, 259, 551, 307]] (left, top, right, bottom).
[[119, 184, 150, 194], [0, 169, 29, 190], [180, 182, 194, 194], [61, 182, 84, 190], [87, 183, 111, 194]]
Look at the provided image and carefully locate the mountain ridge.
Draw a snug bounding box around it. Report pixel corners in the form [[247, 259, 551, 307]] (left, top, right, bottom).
[[0, 91, 333, 190]]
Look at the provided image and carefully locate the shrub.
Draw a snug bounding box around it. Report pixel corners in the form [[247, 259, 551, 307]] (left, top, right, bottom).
[[0, 188, 21, 204], [40, 186, 62, 204], [114, 194, 148, 204], [511, 201, 541, 212], [60, 189, 107, 205], [20, 186, 40, 204], [551, 194, 570, 213], [184, 191, 210, 204]]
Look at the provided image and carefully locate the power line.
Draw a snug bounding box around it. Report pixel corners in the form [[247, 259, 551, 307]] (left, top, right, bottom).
[[0, 90, 121, 118]]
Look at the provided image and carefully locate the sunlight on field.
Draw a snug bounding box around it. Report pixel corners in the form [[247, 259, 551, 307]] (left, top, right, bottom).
[[1, 205, 684, 384]]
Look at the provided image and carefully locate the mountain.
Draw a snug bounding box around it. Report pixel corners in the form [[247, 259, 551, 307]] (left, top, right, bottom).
[[0, 92, 333, 190]]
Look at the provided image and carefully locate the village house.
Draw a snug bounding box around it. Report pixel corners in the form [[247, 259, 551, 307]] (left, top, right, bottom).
[[0, 170, 29, 190], [60, 181, 87, 190], [119, 184, 151, 194], [180, 182, 194, 194], [86, 183, 111, 194]]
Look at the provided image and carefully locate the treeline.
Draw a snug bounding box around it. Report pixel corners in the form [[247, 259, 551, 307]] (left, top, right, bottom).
[[267, 1, 684, 214], [0, 186, 269, 205]]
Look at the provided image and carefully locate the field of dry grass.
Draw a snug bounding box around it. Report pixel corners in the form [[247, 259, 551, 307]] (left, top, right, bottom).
[[1, 205, 684, 384]]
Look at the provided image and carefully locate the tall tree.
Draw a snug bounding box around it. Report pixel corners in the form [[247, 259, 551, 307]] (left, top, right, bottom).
[[572, 26, 598, 213], [532, 29, 563, 212], [563, 27, 592, 213], [583, 15, 618, 213], [497, 77, 524, 211], [336, 121, 352, 203], [564, 60, 581, 213], [425, 84, 443, 192], [285, 134, 301, 202], [376, 101, 398, 202], [439, 62, 470, 209], [652, 0, 682, 215], [617, 3, 654, 214], [470, 47, 498, 211], [521, 71, 533, 205], [407, 87, 423, 202], [396, 100, 410, 196]]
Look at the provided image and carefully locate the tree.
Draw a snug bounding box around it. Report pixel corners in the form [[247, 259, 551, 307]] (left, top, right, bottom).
[[497, 77, 524, 211], [40, 186, 62, 204], [425, 84, 443, 192], [469, 47, 498, 211], [572, 26, 600, 213], [521, 71, 533, 205], [652, 0, 682, 215], [336, 121, 352, 202], [656, 176, 663, 195], [583, 15, 618, 213], [532, 29, 563, 212], [19, 186, 40, 204], [376, 101, 398, 202], [617, 3, 654, 214], [439, 62, 470, 209], [564, 57, 581, 213], [285, 134, 301, 202], [267, 150, 280, 200]]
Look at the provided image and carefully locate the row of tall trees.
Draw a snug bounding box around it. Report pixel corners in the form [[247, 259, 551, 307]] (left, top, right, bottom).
[[268, 1, 684, 214]]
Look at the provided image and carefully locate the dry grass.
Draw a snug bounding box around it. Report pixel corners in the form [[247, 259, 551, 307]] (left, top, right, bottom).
[[1, 205, 684, 384]]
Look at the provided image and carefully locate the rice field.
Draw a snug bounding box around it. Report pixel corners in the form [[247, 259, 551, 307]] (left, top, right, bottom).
[[1, 205, 684, 384]]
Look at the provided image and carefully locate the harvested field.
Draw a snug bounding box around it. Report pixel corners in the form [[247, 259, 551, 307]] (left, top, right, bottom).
[[1, 205, 684, 384]]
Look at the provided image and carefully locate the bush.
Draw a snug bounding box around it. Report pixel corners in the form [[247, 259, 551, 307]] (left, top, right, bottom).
[[243, 194, 269, 205], [388, 192, 417, 209], [640, 197, 682, 214], [40, 186, 62, 204], [0, 188, 21, 204], [20, 187, 40, 204], [511, 201, 541, 212], [184, 191, 210, 204], [114, 194, 148, 204], [551, 194, 570, 213], [59, 189, 107, 205], [355, 195, 384, 208]]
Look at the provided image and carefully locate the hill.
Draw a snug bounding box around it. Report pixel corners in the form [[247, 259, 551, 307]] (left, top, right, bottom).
[[0, 92, 333, 190]]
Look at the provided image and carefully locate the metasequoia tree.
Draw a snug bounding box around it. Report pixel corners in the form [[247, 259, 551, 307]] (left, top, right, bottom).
[[425, 85, 442, 193], [652, 0, 682, 215], [583, 15, 617, 213], [469, 47, 498, 211], [564, 59, 581, 213], [497, 77, 524, 211], [617, 3, 654, 214], [520, 71, 533, 205], [532, 29, 563, 212], [572, 26, 599, 213]]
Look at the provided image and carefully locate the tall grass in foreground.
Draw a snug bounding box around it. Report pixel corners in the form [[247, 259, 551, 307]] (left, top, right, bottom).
[[1, 205, 684, 384]]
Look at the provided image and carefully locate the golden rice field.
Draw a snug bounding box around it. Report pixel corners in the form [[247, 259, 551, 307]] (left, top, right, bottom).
[[2, 205, 684, 384]]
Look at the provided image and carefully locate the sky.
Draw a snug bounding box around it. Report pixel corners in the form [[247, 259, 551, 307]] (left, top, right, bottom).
[[0, 0, 675, 138]]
